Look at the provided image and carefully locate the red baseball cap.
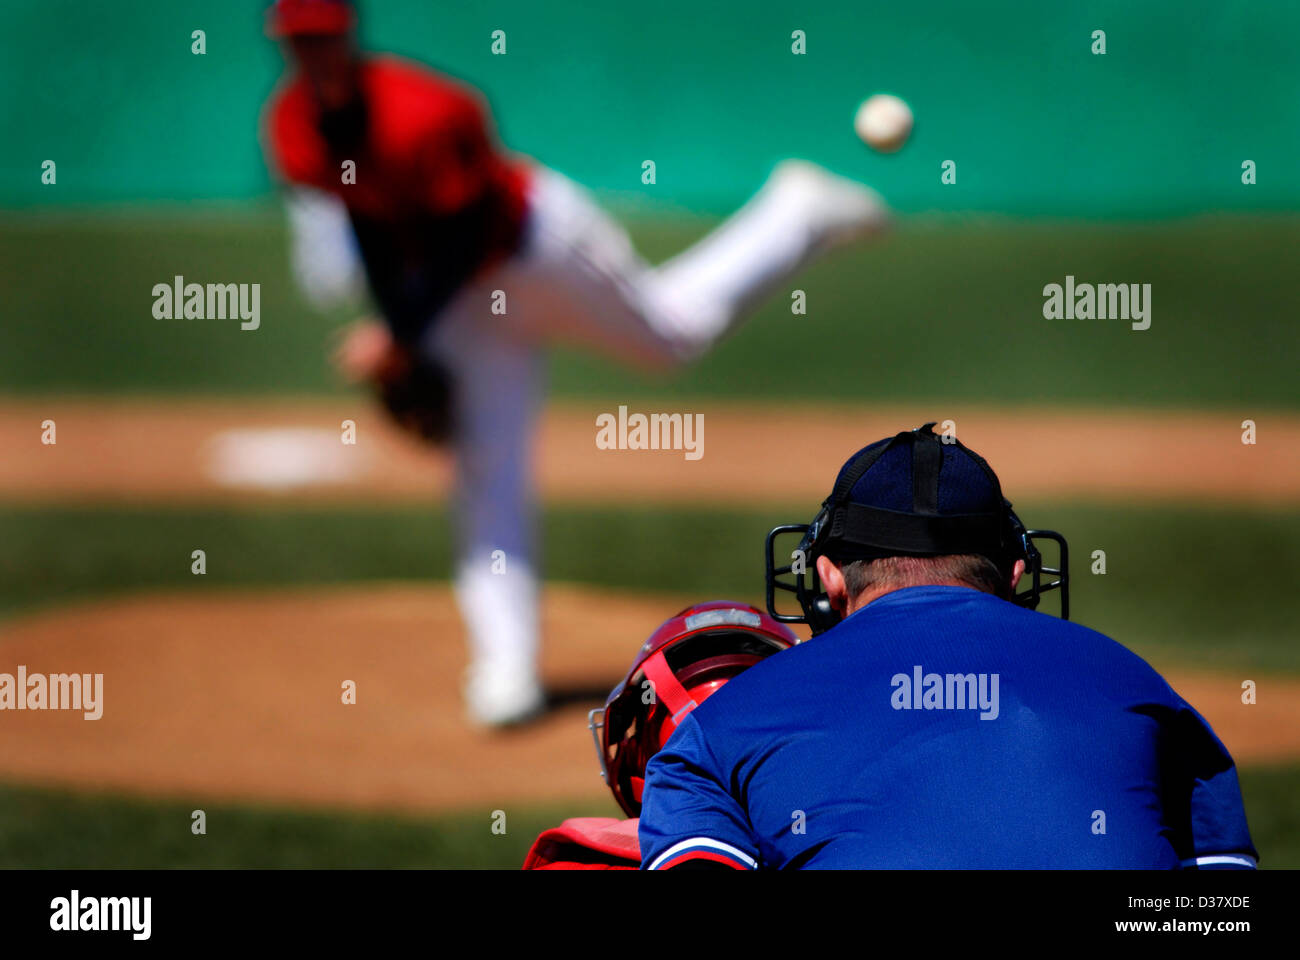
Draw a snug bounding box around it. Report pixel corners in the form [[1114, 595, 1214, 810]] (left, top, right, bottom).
[[265, 0, 356, 38]]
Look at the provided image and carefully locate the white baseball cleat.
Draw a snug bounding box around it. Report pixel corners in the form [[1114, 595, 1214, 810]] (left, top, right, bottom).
[[766, 159, 892, 251], [465, 663, 546, 729]]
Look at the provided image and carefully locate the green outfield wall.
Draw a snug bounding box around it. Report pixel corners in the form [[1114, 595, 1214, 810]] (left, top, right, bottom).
[[2, 0, 1295, 216]]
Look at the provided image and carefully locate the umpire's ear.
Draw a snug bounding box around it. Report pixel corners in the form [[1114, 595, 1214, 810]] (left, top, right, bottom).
[[816, 555, 850, 616], [1009, 559, 1026, 591]]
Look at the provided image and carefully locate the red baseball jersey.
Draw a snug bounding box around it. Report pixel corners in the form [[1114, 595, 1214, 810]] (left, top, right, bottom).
[[262, 55, 532, 340]]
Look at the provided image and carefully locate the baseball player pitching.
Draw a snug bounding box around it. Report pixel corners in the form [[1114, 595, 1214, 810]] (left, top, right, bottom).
[[637, 423, 1257, 869], [260, 0, 889, 726], [522, 601, 797, 869]]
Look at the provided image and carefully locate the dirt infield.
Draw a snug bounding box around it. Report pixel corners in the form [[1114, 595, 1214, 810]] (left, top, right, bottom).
[[0, 584, 1295, 816], [2, 397, 1297, 506]]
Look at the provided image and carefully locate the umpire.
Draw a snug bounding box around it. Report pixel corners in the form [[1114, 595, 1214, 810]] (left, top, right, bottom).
[[638, 423, 1257, 869]]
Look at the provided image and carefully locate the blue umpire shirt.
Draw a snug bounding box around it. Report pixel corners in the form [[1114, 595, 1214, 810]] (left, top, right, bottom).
[[638, 585, 1257, 870]]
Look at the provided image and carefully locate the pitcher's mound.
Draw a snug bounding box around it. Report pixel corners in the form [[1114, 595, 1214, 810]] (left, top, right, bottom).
[[0, 585, 1295, 816], [0, 584, 696, 815]]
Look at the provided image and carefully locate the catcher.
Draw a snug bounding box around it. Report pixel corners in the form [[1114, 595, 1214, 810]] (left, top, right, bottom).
[[522, 601, 797, 869], [260, 0, 888, 726]]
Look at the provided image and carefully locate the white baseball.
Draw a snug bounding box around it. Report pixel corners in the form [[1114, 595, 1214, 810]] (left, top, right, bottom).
[[855, 94, 913, 153]]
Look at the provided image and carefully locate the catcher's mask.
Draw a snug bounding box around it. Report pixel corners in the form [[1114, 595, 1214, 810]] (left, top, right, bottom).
[[765, 422, 1069, 635], [588, 601, 798, 818]]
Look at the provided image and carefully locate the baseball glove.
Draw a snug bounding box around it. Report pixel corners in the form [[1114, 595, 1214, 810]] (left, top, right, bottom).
[[375, 351, 455, 444]]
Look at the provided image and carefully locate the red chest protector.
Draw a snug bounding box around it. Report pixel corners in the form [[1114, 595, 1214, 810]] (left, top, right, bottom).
[[521, 818, 640, 871]]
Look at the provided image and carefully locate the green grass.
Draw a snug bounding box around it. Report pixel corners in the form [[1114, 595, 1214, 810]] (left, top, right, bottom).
[[1238, 765, 1300, 869], [3, 212, 1298, 408], [0, 768, 1293, 869], [0, 781, 610, 869], [1, 501, 1298, 672]]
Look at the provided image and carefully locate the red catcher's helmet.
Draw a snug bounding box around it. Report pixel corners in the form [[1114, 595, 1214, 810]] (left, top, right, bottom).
[[265, 0, 356, 38], [588, 601, 798, 817]]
